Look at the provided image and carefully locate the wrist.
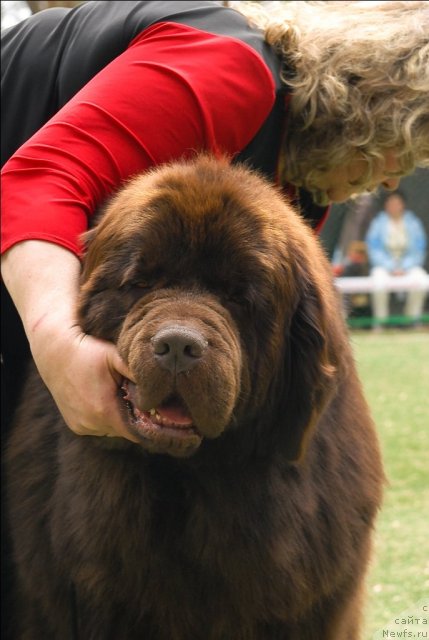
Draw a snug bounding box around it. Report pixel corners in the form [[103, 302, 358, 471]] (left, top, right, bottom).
[[26, 310, 82, 371], [1, 240, 82, 340]]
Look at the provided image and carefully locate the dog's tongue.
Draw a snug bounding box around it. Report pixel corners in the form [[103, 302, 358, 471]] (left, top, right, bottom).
[[122, 380, 194, 427], [157, 402, 193, 426]]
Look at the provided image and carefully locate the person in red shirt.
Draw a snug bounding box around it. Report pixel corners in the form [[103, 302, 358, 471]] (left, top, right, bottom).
[[1, 0, 428, 440]]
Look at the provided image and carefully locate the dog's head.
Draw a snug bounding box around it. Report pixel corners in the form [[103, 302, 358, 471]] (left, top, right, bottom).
[[78, 156, 345, 459]]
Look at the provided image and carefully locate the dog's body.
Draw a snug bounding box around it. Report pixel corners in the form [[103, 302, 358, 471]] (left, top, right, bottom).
[[5, 157, 383, 639]]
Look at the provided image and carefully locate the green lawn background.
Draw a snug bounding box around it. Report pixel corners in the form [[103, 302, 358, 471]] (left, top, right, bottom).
[[350, 331, 429, 638]]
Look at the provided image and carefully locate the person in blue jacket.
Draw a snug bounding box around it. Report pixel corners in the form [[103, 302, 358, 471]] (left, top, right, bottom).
[[366, 191, 428, 325]]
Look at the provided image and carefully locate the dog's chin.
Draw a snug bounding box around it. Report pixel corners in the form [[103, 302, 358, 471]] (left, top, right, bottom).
[[120, 380, 203, 458]]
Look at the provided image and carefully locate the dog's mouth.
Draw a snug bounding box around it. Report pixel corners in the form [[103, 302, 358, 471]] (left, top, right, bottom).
[[121, 379, 203, 452]]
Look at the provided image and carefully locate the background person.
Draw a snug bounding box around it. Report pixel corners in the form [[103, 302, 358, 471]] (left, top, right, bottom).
[[332, 240, 371, 320], [366, 191, 428, 326]]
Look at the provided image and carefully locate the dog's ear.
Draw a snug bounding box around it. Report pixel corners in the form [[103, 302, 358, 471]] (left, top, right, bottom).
[[78, 226, 105, 284], [274, 262, 345, 462]]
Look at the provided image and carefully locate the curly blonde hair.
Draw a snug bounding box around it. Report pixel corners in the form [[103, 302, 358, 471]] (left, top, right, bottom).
[[234, 1, 429, 204]]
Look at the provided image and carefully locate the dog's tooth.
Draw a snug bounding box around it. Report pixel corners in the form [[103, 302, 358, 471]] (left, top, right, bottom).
[[150, 408, 156, 416]]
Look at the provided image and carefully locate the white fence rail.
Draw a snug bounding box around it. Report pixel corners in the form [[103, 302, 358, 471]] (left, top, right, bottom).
[[334, 274, 429, 294]]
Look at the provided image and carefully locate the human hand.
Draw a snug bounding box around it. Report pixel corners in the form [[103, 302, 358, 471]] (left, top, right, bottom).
[[30, 319, 139, 441], [2, 241, 139, 441], [391, 269, 405, 276]]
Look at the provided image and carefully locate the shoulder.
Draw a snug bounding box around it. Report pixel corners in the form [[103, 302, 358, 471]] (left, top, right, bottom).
[[61, 1, 280, 68], [58, 1, 281, 104]]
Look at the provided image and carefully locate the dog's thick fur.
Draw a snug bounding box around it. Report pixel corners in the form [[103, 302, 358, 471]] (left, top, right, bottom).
[[5, 156, 383, 639]]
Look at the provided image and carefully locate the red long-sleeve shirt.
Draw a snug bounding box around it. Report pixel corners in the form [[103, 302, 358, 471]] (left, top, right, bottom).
[[1, 1, 328, 256]]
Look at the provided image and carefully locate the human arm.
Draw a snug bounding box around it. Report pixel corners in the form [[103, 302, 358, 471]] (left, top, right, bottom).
[[1, 241, 139, 440], [1, 22, 275, 254]]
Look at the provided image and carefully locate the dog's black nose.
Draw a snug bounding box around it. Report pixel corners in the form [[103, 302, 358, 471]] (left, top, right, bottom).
[[151, 326, 208, 374]]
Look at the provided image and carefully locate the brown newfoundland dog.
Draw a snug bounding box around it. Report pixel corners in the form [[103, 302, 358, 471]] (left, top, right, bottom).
[[5, 156, 383, 639]]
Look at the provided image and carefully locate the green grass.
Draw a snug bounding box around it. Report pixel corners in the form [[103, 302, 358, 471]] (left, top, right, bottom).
[[349, 330, 429, 638]]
